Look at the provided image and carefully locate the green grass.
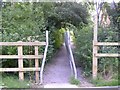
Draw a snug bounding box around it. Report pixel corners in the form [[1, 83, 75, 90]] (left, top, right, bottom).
[[69, 76, 80, 85], [1, 75, 30, 88], [91, 78, 118, 86]]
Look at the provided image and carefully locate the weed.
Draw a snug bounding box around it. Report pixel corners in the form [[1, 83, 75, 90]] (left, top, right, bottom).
[[69, 76, 80, 85]]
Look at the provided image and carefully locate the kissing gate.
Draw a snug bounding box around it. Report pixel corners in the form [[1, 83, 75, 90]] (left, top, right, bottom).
[[0, 31, 48, 84]]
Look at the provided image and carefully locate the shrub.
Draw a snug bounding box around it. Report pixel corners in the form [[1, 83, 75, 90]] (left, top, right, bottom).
[[74, 25, 93, 77], [69, 76, 80, 85]]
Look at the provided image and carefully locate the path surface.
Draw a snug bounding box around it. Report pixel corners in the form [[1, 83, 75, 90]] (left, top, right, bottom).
[[42, 45, 94, 88], [43, 45, 71, 84]]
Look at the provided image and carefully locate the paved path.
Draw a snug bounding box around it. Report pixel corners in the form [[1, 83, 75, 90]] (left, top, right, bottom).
[[43, 45, 71, 84], [44, 83, 78, 88]]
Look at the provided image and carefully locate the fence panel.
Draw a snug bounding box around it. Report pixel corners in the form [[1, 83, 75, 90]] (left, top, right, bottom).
[[93, 42, 120, 78], [0, 41, 46, 83]]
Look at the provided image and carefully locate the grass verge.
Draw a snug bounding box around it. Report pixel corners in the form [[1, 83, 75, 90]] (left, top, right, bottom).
[[91, 77, 119, 86], [1, 75, 30, 88]]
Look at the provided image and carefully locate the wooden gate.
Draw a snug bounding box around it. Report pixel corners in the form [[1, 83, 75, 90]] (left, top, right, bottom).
[[0, 31, 48, 83]]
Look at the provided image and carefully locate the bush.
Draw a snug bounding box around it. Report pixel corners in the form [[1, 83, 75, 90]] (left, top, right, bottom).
[[74, 25, 93, 77], [74, 24, 118, 82], [1, 3, 60, 82]]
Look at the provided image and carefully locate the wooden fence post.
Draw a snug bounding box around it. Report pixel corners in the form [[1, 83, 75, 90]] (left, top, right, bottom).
[[93, 41, 98, 79], [35, 41, 39, 83], [18, 41, 24, 80], [93, 10, 98, 79]]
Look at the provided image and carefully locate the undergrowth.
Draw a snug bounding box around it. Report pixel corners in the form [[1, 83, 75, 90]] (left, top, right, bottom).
[[1, 75, 30, 88], [91, 76, 119, 86], [69, 76, 80, 85]]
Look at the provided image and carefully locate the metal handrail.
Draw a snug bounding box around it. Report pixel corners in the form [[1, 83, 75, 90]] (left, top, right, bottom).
[[64, 31, 77, 79], [40, 31, 49, 84]]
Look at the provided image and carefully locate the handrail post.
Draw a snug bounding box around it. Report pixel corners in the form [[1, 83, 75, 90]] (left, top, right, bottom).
[[18, 41, 24, 81], [68, 31, 77, 79], [40, 31, 49, 84], [65, 31, 77, 79]]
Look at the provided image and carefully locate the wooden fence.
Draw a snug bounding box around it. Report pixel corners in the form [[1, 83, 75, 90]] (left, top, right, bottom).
[[0, 41, 47, 83], [92, 9, 120, 79], [0, 31, 48, 84], [92, 41, 120, 78]]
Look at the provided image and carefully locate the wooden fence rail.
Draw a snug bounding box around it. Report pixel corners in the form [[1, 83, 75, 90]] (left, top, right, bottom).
[[0, 41, 46, 83], [94, 42, 120, 46], [0, 42, 46, 46], [0, 55, 43, 59]]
